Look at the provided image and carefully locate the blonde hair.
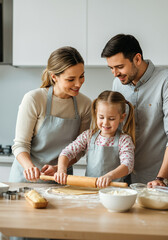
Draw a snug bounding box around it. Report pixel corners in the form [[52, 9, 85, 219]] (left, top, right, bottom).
[[41, 46, 84, 88], [91, 90, 135, 145]]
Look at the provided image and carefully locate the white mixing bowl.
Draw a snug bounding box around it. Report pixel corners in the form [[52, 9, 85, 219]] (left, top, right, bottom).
[[99, 187, 137, 212], [137, 187, 168, 210]]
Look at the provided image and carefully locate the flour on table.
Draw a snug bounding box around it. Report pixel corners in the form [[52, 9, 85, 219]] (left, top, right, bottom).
[[51, 185, 98, 195], [35, 187, 100, 209]]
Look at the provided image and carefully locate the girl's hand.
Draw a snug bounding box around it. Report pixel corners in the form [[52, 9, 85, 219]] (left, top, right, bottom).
[[54, 171, 67, 185], [41, 164, 58, 176], [147, 179, 166, 188], [24, 167, 41, 181], [96, 174, 112, 188]]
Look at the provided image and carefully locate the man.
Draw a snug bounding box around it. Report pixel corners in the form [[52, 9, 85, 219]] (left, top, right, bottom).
[[101, 34, 168, 186]]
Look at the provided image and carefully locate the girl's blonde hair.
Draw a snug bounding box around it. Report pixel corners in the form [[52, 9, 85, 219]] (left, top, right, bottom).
[[91, 90, 135, 145], [41, 46, 84, 88]]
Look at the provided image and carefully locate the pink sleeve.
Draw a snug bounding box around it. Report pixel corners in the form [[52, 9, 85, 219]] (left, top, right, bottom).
[[118, 134, 135, 174], [60, 130, 91, 161]]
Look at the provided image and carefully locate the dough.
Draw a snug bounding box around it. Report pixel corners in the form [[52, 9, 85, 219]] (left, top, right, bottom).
[[52, 186, 98, 195], [25, 190, 48, 209], [26, 190, 47, 203]]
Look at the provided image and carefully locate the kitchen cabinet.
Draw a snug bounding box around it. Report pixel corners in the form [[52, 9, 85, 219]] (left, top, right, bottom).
[[13, 0, 87, 66], [0, 156, 13, 182], [0, 166, 11, 182], [87, 0, 168, 65], [73, 156, 86, 176], [13, 0, 168, 66], [0, 155, 86, 181]]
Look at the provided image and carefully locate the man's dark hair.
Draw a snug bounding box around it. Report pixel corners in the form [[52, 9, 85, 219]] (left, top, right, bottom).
[[101, 34, 143, 61]]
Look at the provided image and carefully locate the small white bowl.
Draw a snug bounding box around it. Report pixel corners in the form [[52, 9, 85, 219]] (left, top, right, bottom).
[[99, 187, 137, 212], [130, 183, 147, 192]]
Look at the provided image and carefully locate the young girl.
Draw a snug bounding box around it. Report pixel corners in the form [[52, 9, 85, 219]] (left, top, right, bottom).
[[43, 90, 135, 188]]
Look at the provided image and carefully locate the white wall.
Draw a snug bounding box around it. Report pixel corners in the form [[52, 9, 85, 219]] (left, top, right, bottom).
[[0, 65, 113, 146]]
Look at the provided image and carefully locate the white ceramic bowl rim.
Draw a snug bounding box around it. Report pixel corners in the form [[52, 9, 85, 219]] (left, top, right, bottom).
[[99, 187, 137, 196], [99, 187, 137, 212]]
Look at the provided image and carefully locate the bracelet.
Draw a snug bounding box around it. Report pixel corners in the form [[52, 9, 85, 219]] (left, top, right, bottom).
[[155, 177, 164, 182], [155, 177, 168, 186]]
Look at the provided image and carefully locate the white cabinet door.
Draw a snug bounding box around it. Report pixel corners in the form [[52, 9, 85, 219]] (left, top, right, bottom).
[[73, 156, 86, 176], [13, 0, 87, 66], [87, 0, 168, 66], [0, 166, 11, 182]]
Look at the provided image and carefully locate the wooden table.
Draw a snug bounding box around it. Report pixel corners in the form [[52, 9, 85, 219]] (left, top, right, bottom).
[[0, 183, 168, 240]]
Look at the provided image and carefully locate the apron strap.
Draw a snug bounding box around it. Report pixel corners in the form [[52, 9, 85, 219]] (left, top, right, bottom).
[[113, 129, 121, 147], [46, 86, 80, 118], [46, 86, 53, 116], [72, 96, 79, 119], [90, 130, 100, 145]]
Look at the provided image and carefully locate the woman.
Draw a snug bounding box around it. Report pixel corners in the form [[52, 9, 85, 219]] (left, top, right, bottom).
[[9, 46, 91, 182]]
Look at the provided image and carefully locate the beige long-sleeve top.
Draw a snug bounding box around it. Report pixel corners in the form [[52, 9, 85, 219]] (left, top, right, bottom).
[[12, 88, 92, 158]]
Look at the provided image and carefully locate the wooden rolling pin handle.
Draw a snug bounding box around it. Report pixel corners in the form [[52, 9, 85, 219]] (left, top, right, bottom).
[[40, 175, 55, 181], [109, 181, 128, 188]]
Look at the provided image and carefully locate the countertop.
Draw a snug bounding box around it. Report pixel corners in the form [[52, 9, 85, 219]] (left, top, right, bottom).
[[0, 182, 168, 240], [0, 155, 86, 166], [0, 155, 14, 163]]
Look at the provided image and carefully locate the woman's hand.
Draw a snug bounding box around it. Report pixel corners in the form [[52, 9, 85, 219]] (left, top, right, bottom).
[[147, 179, 166, 188], [96, 174, 112, 188], [24, 167, 41, 181], [54, 171, 67, 185], [41, 164, 58, 176]]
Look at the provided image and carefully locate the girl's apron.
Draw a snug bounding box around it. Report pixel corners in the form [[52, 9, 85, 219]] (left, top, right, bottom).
[[85, 130, 123, 182], [9, 86, 81, 182]]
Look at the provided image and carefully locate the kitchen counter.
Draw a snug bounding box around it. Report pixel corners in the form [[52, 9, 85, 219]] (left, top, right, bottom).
[[0, 155, 87, 166], [0, 155, 14, 164], [0, 183, 168, 240], [0, 156, 87, 181]]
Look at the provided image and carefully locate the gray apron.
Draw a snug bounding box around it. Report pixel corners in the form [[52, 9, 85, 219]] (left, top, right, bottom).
[[85, 130, 123, 182], [9, 86, 81, 182]]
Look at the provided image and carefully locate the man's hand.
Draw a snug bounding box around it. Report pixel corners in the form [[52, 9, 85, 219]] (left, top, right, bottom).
[[41, 165, 58, 176]]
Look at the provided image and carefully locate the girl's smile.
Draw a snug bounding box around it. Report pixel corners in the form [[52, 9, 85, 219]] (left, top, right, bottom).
[[96, 102, 125, 138]]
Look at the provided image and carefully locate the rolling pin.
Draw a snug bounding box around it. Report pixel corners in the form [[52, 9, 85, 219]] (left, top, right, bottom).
[[40, 175, 128, 188]]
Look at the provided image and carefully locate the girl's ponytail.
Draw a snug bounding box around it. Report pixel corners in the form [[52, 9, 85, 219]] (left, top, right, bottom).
[[123, 101, 135, 145], [90, 99, 99, 135]]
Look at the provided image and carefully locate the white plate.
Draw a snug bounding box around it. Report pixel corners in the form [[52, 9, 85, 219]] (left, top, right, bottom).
[[0, 182, 9, 194]]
